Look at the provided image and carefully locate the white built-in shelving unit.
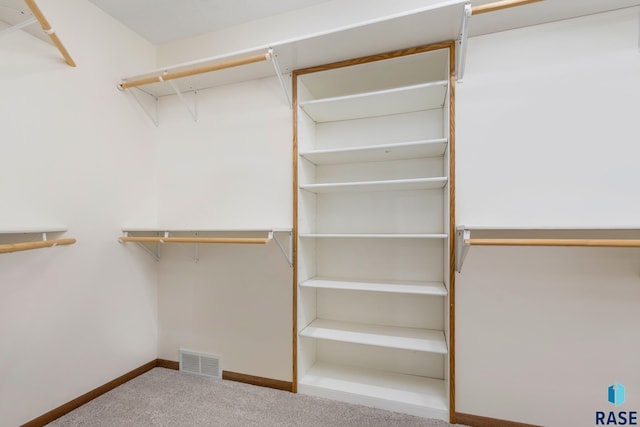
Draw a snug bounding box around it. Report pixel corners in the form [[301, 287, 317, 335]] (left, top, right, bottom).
[[294, 45, 453, 420]]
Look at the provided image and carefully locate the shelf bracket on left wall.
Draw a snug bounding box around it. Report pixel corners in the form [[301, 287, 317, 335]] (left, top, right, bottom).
[[0, 16, 37, 38], [166, 80, 198, 122], [121, 231, 160, 261], [127, 88, 159, 127]]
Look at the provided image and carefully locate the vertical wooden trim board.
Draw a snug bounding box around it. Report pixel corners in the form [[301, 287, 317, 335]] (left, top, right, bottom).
[[292, 73, 299, 393], [448, 42, 457, 424]]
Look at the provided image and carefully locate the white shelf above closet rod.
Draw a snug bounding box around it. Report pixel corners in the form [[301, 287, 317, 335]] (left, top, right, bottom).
[[119, 48, 291, 125], [0, 238, 76, 254], [0, 228, 75, 254], [455, 226, 640, 272], [119, 236, 272, 244], [119, 228, 292, 265]]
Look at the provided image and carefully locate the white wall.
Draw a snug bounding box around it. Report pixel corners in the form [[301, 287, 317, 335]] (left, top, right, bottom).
[[456, 8, 640, 426], [155, 77, 293, 380], [0, 0, 158, 425], [457, 8, 640, 228]]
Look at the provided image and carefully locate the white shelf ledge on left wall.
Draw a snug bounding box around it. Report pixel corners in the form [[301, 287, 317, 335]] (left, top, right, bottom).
[[119, 227, 293, 265], [0, 226, 76, 255]]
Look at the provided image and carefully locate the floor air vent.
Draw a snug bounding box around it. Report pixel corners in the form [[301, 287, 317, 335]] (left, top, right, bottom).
[[179, 349, 222, 379]]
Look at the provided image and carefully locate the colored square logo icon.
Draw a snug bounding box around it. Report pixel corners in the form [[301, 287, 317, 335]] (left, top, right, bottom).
[[609, 383, 626, 406]]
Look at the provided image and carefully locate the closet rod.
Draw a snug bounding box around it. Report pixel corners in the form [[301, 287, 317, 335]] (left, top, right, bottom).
[[23, 0, 76, 67], [0, 238, 76, 254], [471, 0, 543, 15], [119, 51, 272, 90], [466, 238, 640, 248], [119, 236, 271, 244]]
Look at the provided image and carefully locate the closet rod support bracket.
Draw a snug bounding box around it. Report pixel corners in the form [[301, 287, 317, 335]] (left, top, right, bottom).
[[269, 48, 292, 108], [166, 79, 198, 122], [455, 227, 471, 273], [0, 16, 37, 38], [194, 233, 200, 263], [120, 232, 160, 261], [456, 3, 471, 82], [126, 88, 159, 127], [272, 230, 293, 267]]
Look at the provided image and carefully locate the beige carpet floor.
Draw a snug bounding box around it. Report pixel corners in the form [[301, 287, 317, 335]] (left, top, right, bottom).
[[47, 368, 469, 426]]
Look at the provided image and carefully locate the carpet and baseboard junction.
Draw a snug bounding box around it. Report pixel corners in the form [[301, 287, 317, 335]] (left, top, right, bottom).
[[22, 360, 536, 427]]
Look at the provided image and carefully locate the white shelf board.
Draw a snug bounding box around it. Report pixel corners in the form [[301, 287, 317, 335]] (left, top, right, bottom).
[[299, 81, 447, 123], [299, 233, 448, 239], [298, 362, 448, 419], [0, 226, 67, 234], [458, 225, 640, 231], [122, 226, 291, 233], [300, 277, 447, 296], [300, 319, 447, 354], [118, 1, 635, 98], [119, 1, 466, 97], [469, 0, 640, 38], [300, 139, 447, 165], [300, 177, 447, 193]]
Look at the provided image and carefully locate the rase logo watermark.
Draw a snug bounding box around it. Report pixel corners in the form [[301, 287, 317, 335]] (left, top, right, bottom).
[[596, 382, 638, 425]]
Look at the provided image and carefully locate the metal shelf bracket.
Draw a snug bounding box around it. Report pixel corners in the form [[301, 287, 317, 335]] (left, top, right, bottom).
[[272, 230, 293, 267], [121, 231, 160, 261], [0, 16, 37, 38], [268, 48, 292, 108], [456, 3, 472, 82], [127, 88, 159, 127], [455, 227, 471, 273], [165, 78, 198, 122]]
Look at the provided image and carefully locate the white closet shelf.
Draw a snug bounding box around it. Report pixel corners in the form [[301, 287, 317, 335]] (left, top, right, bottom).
[[300, 277, 447, 296], [120, 227, 293, 264], [0, 226, 67, 234], [300, 177, 447, 193], [299, 81, 448, 123], [299, 233, 447, 239], [300, 319, 447, 353], [455, 225, 640, 272], [117, 2, 468, 98], [300, 139, 447, 165], [0, 227, 75, 255], [298, 362, 447, 419], [122, 227, 291, 233], [455, 225, 640, 273]]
